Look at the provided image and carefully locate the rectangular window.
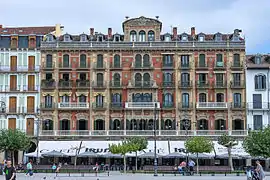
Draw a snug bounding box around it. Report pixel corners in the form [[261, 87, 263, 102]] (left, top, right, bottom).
[[28, 75, 35, 91], [253, 115, 263, 130], [199, 54, 205, 67], [181, 55, 189, 67], [10, 75, 17, 91], [216, 54, 223, 67], [10, 56, 17, 71], [28, 56, 35, 71], [253, 94, 262, 109], [233, 73, 241, 86], [198, 74, 207, 86], [27, 96, 35, 113], [45, 96, 52, 108], [215, 73, 224, 86], [9, 97, 17, 113], [163, 55, 173, 67], [233, 54, 240, 67]]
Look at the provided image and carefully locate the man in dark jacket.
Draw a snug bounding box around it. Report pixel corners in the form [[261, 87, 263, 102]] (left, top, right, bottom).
[[3, 160, 16, 180]]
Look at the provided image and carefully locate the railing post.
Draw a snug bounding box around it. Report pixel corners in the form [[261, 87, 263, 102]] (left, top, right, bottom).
[[89, 130, 91, 136], [228, 130, 232, 136]]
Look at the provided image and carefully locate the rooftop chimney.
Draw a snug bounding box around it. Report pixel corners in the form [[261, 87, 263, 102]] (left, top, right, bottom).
[[191, 27, 196, 37], [173, 27, 177, 39], [90, 28, 94, 35], [0, 25, 2, 29], [108, 28, 112, 38], [55, 24, 62, 37]]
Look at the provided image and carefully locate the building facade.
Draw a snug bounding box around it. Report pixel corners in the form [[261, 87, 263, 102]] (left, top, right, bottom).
[[0, 24, 62, 162], [40, 16, 246, 140], [246, 54, 270, 130]]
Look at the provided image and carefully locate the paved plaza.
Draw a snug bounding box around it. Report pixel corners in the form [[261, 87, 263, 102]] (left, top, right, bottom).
[[0, 172, 263, 180]]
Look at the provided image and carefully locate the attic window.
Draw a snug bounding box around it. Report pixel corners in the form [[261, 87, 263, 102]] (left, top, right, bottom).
[[165, 35, 171, 42], [198, 35, 204, 42], [64, 35, 70, 42], [181, 35, 188, 41], [47, 35, 53, 42], [215, 34, 222, 41], [19, 30, 23, 33], [114, 36, 120, 42], [80, 35, 87, 42], [232, 35, 239, 41], [255, 56, 261, 64], [98, 35, 103, 42]]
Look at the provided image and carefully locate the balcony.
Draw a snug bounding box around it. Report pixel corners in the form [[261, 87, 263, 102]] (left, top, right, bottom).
[[40, 103, 56, 110], [59, 80, 73, 89], [58, 102, 89, 109], [92, 81, 107, 88], [109, 81, 122, 88], [59, 63, 72, 70], [22, 85, 39, 92], [179, 64, 190, 70], [214, 81, 227, 88], [230, 63, 243, 70], [196, 102, 228, 109], [214, 62, 226, 70], [247, 102, 270, 110], [76, 80, 90, 89], [5, 107, 25, 114], [76, 63, 91, 70], [178, 81, 192, 89], [161, 63, 174, 70], [178, 103, 194, 110], [110, 63, 122, 70], [196, 81, 209, 88], [231, 102, 246, 110], [0, 65, 40, 72], [161, 82, 175, 88], [131, 63, 154, 70], [125, 102, 160, 109], [195, 64, 208, 70], [92, 103, 107, 110], [110, 102, 124, 109], [230, 81, 245, 89], [162, 102, 174, 109], [42, 62, 55, 70], [41, 80, 56, 89], [92, 62, 106, 70], [39, 130, 249, 137], [127, 80, 157, 89]]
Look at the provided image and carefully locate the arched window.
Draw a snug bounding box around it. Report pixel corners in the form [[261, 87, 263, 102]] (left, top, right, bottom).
[[113, 73, 121, 86], [255, 56, 261, 64], [199, 93, 206, 102], [135, 54, 142, 67], [143, 54, 150, 67], [133, 93, 142, 102], [163, 73, 172, 86], [60, 119, 70, 130], [63, 54, 69, 67], [96, 95, 104, 106], [143, 73, 150, 86], [139, 31, 146, 42], [113, 54, 121, 68], [182, 93, 189, 107], [164, 119, 173, 129], [143, 93, 151, 102], [233, 93, 242, 108], [78, 95, 86, 103], [112, 93, 121, 104], [97, 54, 103, 68], [215, 119, 226, 130], [164, 93, 173, 106], [80, 54, 86, 68], [130, 31, 137, 42], [216, 93, 224, 102], [148, 31, 155, 41], [198, 119, 208, 130], [134, 73, 142, 87], [181, 73, 190, 86], [46, 54, 53, 68], [255, 74, 266, 90], [94, 119, 105, 130]]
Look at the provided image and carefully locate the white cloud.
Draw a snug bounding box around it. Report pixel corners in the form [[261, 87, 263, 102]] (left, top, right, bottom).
[[1, 0, 269, 52]]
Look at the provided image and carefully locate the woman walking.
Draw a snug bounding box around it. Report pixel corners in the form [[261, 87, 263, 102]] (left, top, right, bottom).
[[255, 160, 265, 180]]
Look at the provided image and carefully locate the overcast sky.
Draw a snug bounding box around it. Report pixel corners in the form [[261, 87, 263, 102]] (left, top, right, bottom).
[[1, 0, 269, 54]]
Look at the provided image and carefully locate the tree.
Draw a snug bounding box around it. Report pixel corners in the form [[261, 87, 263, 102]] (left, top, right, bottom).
[[184, 136, 213, 174], [109, 140, 133, 173], [218, 134, 238, 171], [243, 126, 270, 158], [127, 137, 148, 171], [0, 129, 31, 165]]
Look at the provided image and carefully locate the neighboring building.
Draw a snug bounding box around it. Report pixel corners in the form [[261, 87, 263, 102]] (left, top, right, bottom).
[[246, 54, 270, 130], [0, 24, 62, 162], [40, 16, 246, 141]]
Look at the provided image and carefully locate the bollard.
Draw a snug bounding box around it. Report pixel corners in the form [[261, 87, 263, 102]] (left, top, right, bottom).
[[199, 172, 201, 176], [225, 172, 227, 176], [107, 171, 110, 176], [174, 172, 176, 176], [162, 173, 164, 176]]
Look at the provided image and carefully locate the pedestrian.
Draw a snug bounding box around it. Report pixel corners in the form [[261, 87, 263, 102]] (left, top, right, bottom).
[[26, 160, 33, 176], [255, 160, 265, 180], [188, 159, 195, 174], [3, 160, 16, 180]]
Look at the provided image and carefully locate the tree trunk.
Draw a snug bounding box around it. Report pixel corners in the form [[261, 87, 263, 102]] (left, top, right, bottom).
[[123, 155, 126, 173], [12, 151, 15, 166], [74, 149, 78, 167], [196, 153, 199, 174], [135, 152, 138, 171], [228, 147, 234, 171]]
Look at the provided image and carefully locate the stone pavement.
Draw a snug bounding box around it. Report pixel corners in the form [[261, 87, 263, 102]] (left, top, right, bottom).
[[0, 172, 260, 180]]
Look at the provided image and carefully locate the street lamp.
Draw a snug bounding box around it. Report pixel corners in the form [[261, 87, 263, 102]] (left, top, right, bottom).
[[35, 108, 41, 165], [182, 119, 191, 162], [153, 102, 158, 176]]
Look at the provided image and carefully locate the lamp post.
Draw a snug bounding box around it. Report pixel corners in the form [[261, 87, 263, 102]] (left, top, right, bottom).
[[183, 119, 191, 162], [35, 108, 41, 165], [153, 102, 158, 176]]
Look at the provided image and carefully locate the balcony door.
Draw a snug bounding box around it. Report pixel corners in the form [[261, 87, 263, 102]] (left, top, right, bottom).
[[26, 118, 34, 135], [9, 97, 17, 113], [8, 118, 16, 129], [253, 94, 262, 109], [28, 75, 35, 91], [10, 75, 17, 91], [10, 56, 17, 71], [28, 56, 35, 71], [27, 96, 35, 113]]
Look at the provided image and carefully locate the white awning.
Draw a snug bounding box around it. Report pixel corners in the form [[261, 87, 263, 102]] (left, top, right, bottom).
[[34, 141, 249, 157]]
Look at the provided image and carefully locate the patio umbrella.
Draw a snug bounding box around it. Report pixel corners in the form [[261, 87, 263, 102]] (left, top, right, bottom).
[[77, 151, 100, 158], [189, 153, 214, 159], [24, 152, 43, 158], [138, 152, 164, 159], [216, 153, 241, 159], [164, 152, 186, 158], [42, 150, 68, 157], [100, 152, 122, 158]]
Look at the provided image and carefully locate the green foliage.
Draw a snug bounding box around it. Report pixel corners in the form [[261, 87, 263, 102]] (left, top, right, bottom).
[[0, 129, 31, 152], [127, 137, 148, 153], [243, 126, 270, 158], [185, 136, 213, 154], [109, 140, 133, 155], [218, 134, 238, 148]]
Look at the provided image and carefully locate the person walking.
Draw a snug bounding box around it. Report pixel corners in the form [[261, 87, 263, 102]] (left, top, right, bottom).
[[3, 160, 16, 180], [188, 159, 195, 175], [255, 160, 265, 180], [26, 160, 33, 176]]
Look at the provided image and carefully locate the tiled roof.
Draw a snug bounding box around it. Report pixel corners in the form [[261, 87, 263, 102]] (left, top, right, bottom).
[[246, 54, 270, 69], [0, 26, 56, 35]]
